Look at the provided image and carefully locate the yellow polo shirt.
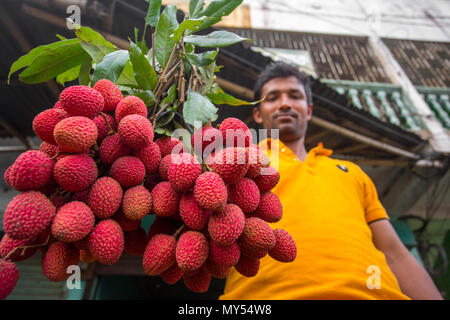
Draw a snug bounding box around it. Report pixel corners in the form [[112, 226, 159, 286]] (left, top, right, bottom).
[[220, 139, 410, 300]]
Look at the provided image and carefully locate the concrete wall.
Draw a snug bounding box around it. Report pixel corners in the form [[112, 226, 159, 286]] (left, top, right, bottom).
[[245, 0, 450, 41]]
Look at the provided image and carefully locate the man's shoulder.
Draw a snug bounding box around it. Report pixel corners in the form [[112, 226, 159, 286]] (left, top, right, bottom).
[[320, 156, 366, 176]]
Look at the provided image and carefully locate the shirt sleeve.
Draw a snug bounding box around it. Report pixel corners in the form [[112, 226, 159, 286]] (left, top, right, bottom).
[[360, 168, 390, 224]]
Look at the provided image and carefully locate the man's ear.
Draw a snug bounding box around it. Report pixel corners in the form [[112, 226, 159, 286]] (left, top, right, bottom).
[[306, 104, 313, 121], [253, 106, 263, 124]]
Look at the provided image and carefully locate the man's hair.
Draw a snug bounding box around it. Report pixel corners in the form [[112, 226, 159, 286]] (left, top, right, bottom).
[[253, 62, 312, 105]]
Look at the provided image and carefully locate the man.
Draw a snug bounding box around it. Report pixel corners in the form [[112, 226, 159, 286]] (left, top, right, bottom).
[[219, 62, 443, 300]]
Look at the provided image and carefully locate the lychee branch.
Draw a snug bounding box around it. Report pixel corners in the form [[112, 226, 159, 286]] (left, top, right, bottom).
[[3, 235, 51, 261], [173, 224, 185, 238]]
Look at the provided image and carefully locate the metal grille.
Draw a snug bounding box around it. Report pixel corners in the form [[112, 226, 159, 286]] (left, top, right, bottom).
[[383, 38, 450, 88], [226, 28, 391, 83]]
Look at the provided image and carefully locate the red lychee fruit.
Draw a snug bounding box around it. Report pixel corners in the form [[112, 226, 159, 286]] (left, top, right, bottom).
[[219, 117, 252, 148], [228, 177, 260, 213], [168, 153, 202, 192], [208, 204, 245, 246], [33, 108, 69, 145], [59, 85, 104, 119], [268, 229, 297, 262], [118, 114, 154, 149], [142, 234, 176, 275], [54, 116, 98, 153], [193, 172, 228, 212], [87, 219, 124, 265], [110, 156, 146, 188], [93, 79, 123, 112], [176, 231, 209, 272], [54, 154, 98, 192], [115, 95, 147, 123]]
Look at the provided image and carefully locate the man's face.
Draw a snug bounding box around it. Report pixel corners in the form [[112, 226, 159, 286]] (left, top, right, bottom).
[[253, 76, 312, 142]]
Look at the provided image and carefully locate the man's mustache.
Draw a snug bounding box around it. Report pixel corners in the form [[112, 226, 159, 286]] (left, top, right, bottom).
[[272, 111, 298, 120]]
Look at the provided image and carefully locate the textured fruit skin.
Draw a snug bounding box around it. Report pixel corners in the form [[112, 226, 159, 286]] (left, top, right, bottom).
[[110, 156, 146, 188], [93, 113, 117, 143], [252, 192, 283, 223], [54, 116, 98, 153], [254, 166, 280, 192], [179, 192, 211, 231], [3, 191, 56, 240], [208, 204, 245, 246], [3, 166, 12, 187], [228, 178, 260, 213], [246, 145, 270, 178], [194, 172, 227, 212], [0, 234, 36, 262], [8, 150, 54, 191], [118, 114, 154, 149], [161, 263, 184, 285], [122, 185, 152, 220], [88, 177, 123, 219], [191, 126, 222, 158], [53, 101, 63, 109], [159, 154, 173, 181], [93, 79, 123, 112], [239, 217, 276, 252], [72, 190, 90, 203], [115, 96, 147, 123], [39, 142, 59, 158], [183, 266, 211, 293], [51, 201, 95, 243], [0, 259, 19, 299], [143, 234, 176, 275], [269, 229, 297, 262], [33, 108, 69, 145], [99, 133, 132, 165], [176, 231, 209, 272], [59, 85, 104, 119], [54, 154, 98, 192], [113, 210, 141, 232], [238, 241, 268, 259], [209, 239, 240, 267], [87, 219, 124, 265], [151, 182, 181, 217], [207, 147, 249, 184], [133, 142, 161, 175], [168, 153, 202, 192], [155, 137, 185, 157], [124, 227, 147, 256], [204, 259, 231, 279], [42, 241, 79, 282], [219, 117, 252, 148], [235, 255, 260, 277]]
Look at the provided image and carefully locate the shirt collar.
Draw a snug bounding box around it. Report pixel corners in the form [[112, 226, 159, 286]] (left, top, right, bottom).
[[258, 138, 333, 165]]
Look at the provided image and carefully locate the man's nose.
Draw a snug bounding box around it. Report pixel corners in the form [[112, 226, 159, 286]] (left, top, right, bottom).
[[279, 94, 291, 110]]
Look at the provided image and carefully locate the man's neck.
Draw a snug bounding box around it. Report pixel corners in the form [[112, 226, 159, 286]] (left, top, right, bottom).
[[281, 137, 308, 161]]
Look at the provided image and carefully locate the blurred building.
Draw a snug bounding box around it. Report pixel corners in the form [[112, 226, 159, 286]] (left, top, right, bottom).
[[0, 0, 449, 299]]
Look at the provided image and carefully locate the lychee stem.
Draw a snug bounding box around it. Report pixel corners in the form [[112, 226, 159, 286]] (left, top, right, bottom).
[[3, 234, 51, 261], [100, 112, 116, 135], [173, 225, 185, 238]]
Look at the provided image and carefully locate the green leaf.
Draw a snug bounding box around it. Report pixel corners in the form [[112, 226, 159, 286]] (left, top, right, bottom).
[[207, 84, 259, 106], [78, 58, 92, 86], [198, 61, 216, 95], [92, 50, 130, 84], [171, 17, 209, 42], [132, 90, 155, 105], [129, 41, 158, 90], [145, 0, 162, 27], [8, 39, 80, 84], [157, 111, 175, 127], [162, 83, 177, 105], [56, 34, 67, 41], [154, 5, 179, 69], [185, 43, 195, 53], [19, 41, 90, 84], [197, 0, 243, 31], [184, 30, 250, 47], [183, 91, 218, 127], [116, 60, 138, 86], [189, 0, 205, 19], [155, 126, 172, 136], [56, 64, 81, 86], [185, 50, 218, 67], [73, 24, 116, 64]]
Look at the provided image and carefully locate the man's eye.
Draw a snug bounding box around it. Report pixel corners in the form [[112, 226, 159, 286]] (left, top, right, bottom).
[[266, 95, 277, 101]]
